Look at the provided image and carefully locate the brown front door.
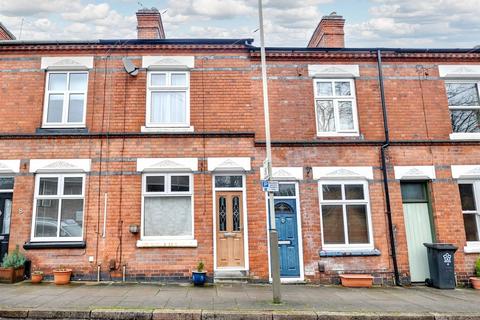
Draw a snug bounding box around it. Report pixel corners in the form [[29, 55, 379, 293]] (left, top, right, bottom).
[[216, 192, 244, 268]]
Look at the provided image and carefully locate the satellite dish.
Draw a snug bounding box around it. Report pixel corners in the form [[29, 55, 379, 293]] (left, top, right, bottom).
[[122, 57, 139, 76]]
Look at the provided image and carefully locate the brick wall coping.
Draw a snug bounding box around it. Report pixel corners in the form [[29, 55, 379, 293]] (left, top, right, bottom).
[[0, 308, 478, 320]]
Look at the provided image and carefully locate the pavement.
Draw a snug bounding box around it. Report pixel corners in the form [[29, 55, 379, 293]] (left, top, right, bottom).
[[0, 282, 480, 319]]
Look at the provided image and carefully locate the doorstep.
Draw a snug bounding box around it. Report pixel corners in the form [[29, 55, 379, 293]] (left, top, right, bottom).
[[214, 270, 249, 283]]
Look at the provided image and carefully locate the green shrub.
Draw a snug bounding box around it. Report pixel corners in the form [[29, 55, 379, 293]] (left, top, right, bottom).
[[1, 245, 26, 269], [475, 257, 480, 278], [197, 261, 205, 272]]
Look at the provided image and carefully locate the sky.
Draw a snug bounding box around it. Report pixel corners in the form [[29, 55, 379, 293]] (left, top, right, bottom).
[[1, 0, 480, 48]]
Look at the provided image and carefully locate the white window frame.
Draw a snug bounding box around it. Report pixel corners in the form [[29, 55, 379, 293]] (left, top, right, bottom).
[[318, 179, 373, 251], [446, 80, 480, 140], [0, 176, 14, 193], [145, 71, 190, 128], [141, 173, 194, 241], [42, 71, 89, 128], [313, 78, 359, 137], [31, 173, 85, 242], [458, 180, 480, 251]]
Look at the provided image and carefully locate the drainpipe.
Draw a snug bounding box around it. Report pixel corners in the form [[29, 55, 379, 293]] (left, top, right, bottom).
[[377, 49, 401, 286]]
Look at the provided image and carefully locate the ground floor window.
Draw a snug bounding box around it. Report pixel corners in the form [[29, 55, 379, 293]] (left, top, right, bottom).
[[0, 177, 14, 191], [458, 181, 480, 242], [142, 173, 193, 240], [32, 174, 85, 241], [319, 180, 373, 250]]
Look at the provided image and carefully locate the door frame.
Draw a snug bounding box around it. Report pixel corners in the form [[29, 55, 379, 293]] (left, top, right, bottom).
[[212, 173, 249, 272], [400, 180, 436, 282], [265, 181, 305, 283], [401, 181, 436, 241], [0, 175, 14, 258]]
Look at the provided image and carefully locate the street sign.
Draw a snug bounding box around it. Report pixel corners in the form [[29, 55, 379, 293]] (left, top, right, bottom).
[[262, 180, 279, 192]]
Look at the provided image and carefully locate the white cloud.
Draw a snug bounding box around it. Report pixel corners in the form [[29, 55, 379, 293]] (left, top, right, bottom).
[[0, 0, 82, 16], [62, 3, 111, 22], [163, 0, 332, 45], [1, 0, 479, 48], [0, 1, 135, 41], [348, 0, 480, 47]]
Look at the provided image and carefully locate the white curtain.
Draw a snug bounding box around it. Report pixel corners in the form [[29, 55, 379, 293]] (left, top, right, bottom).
[[144, 196, 191, 237], [2, 199, 11, 234], [151, 92, 186, 124]]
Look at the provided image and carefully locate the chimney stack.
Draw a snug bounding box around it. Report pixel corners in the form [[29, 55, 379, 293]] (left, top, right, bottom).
[[0, 22, 15, 40], [308, 12, 345, 48], [136, 8, 165, 40]]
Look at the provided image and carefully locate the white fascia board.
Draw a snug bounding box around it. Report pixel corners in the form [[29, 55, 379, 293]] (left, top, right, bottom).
[[137, 158, 198, 172], [312, 166, 374, 180], [439, 65, 480, 78], [142, 56, 195, 70], [394, 166, 436, 180], [451, 165, 480, 179], [260, 167, 303, 180], [207, 157, 251, 172], [30, 159, 91, 173], [0, 160, 21, 174], [41, 56, 94, 70], [308, 64, 360, 78]]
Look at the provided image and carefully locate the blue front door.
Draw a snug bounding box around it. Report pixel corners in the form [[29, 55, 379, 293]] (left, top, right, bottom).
[[274, 199, 300, 278]]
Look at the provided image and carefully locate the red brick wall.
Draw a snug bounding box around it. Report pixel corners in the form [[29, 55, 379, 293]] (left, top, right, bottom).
[[1, 45, 480, 285]]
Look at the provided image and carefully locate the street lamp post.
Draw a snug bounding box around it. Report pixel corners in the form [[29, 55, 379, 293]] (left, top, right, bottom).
[[257, 0, 282, 304]]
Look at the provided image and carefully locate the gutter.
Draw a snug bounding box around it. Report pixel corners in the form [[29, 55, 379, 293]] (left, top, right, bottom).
[[377, 49, 401, 286], [0, 131, 255, 140], [0, 38, 255, 46], [249, 46, 480, 54]]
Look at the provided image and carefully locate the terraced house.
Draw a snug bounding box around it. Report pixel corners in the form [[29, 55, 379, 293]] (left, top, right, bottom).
[[1, 8, 480, 286]]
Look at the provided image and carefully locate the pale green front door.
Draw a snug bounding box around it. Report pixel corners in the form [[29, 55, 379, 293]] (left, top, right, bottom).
[[401, 183, 434, 283]]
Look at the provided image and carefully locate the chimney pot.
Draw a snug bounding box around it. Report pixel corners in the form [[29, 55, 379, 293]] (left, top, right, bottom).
[[136, 7, 165, 39], [308, 13, 345, 48]]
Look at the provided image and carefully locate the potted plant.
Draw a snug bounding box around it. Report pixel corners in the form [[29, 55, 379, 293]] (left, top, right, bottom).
[[31, 270, 44, 284], [470, 257, 480, 289], [0, 245, 26, 284], [53, 265, 72, 285], [192, 261, 207, 286], [339, 274, 374, 288]]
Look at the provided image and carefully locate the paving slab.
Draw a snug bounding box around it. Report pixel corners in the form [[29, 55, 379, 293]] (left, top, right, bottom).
[[0, 282, 480, 318]]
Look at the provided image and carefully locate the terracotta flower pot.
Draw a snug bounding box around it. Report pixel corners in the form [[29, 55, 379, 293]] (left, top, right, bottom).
[[470, 277, 480, 289], [0, 266, 25, 284], [31, 273, 43, 284], [340, 274, 374, 288], [53, 269, 72, 285]]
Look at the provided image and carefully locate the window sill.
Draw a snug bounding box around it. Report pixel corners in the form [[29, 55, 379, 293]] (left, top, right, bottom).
[[141, 126, 194, 133], [316, 132, 360, 138], [449, 133, 480, 140], [464, 245, 480, 253], [136, 239, 197, 248], [36, 128, 88, 134], [319, 248, 380, 257], [23, 241, 86, 250]]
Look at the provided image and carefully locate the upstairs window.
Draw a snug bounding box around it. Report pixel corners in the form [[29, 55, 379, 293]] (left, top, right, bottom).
[[314, 79, 359, 136], [146, 71, 190, 127], [446, 81, 480, 134], [43, 71, 88, 127]]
